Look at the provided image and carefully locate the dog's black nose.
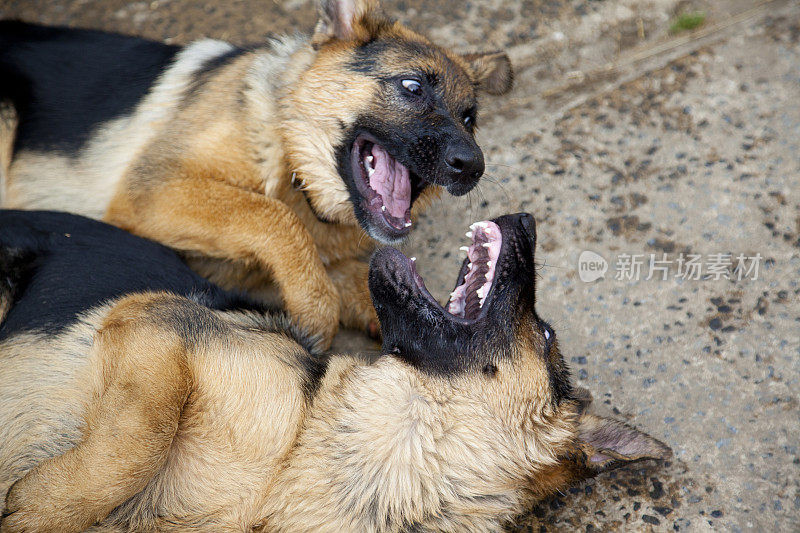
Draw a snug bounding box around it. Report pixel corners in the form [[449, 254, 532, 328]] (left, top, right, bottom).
[[444, 143, 484, 179]]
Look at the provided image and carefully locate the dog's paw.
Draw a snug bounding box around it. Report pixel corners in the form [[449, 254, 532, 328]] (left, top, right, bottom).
[[353, 295, 381, 340], [2, 481, 47, 533], [285, 277, 340, 351], [337, 292, 380, 340], [0, 511, 30, 533], [2, 475, 85, 533], [367, 318, 381, 340]]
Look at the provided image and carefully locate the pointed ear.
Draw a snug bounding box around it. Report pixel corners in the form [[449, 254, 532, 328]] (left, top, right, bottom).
[[312, 0, 382, 48], [461, 50, 514, 95], [576, 414, 672, 474]]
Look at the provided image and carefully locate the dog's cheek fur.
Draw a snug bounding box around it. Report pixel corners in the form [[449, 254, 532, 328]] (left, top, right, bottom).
[[280, 47, 381, 225], [261, 357, 579, 531]]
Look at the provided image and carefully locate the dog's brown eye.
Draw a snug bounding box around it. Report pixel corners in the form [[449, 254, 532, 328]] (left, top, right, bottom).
[[401, 79, 422, 95]]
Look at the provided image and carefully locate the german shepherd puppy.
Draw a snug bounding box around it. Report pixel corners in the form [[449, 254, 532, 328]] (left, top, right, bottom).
[[0, 210, 670, 533], [0, 0, 513, 349]]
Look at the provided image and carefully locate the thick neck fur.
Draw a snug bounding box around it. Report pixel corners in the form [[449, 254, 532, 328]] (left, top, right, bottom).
[[241, 36, 372, 264], [258, 356, 577, 533]]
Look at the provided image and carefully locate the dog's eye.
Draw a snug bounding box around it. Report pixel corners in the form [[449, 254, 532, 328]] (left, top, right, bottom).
[[401, 79, 422, 95], [540, 320, 554, 348], [462, 108, 477, 130]]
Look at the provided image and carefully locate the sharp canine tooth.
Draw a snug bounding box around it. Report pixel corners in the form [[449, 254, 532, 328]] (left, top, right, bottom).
[[469, 223, 479, 231], [466, 231, 473, 238], [366, 155, 373, 164], [486, 261, 493, 268], [381, 205, 386, 212], [478, 221, 489, 228], [476, 286, 485, 298], [368, 167, 375, 177], [459, 246, 470, 252], [468, 262, 473, 269]]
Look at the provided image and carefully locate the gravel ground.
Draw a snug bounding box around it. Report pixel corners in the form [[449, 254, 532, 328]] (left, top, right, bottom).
[[1, 0, 797, 530]]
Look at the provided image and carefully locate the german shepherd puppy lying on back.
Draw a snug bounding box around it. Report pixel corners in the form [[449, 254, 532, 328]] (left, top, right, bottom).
[[0, 210, 670, 532], [0, 0, 513, 349]]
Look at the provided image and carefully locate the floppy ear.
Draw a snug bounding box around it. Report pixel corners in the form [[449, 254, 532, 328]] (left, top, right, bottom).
[[576, 413, 672, 474], [312, 0, 382, 48], [461, 51, 514, 95]]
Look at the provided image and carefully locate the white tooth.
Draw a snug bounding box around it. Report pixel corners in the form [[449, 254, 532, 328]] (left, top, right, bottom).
[[404, 221, 412, 227], [381, 205, 386, 212], [468, 262, 473, 269], [482, 243, 491, 248], [469, 223, 479, 231], [476, 286, 485, 299], [459, 246, 470, 252], [486, 261, 492, 268], [366, 155, 374, 164], [478, 221, 490, 229], [466, 231, 473, 238], [410, 257, 416, 262], [368, 167, 375, 177]]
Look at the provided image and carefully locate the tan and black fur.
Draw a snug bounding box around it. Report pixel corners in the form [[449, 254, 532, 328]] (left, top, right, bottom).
[[0, 0, 513, 350], [0, 211, 670, 532]]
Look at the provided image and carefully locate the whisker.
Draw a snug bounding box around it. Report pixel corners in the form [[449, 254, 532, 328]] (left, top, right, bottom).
[[356, 228, 369, 249], [484, 162, 520, 170], [535, 260, 568, 270], [479, 172, 514, 205]]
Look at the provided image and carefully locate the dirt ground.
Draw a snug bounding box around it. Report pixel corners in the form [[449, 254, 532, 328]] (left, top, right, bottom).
[[1, 0, 797, 530]]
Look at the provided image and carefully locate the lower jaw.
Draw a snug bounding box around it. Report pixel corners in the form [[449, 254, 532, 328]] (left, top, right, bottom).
[[358, 194, 417, 243], [364, 215, 411, 244]]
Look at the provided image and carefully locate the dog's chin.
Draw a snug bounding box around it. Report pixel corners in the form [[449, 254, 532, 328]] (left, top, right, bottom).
[[348, 133, 426, 244]]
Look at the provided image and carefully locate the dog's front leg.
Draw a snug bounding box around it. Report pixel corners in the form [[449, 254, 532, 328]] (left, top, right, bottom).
[[327, 258, 380, 339], [106, 177, 340, 350], [1, 295, 192, 533]]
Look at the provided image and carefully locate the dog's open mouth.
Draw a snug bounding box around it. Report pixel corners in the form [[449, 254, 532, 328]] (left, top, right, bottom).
[[409, 219, 503, 322], [370, 213, 535, 366], [445, 221, 502, 320], [351, 134, 418, 239]]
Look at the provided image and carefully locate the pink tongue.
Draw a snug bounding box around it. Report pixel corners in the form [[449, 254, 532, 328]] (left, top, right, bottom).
[[369, 144, 411, 219]]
